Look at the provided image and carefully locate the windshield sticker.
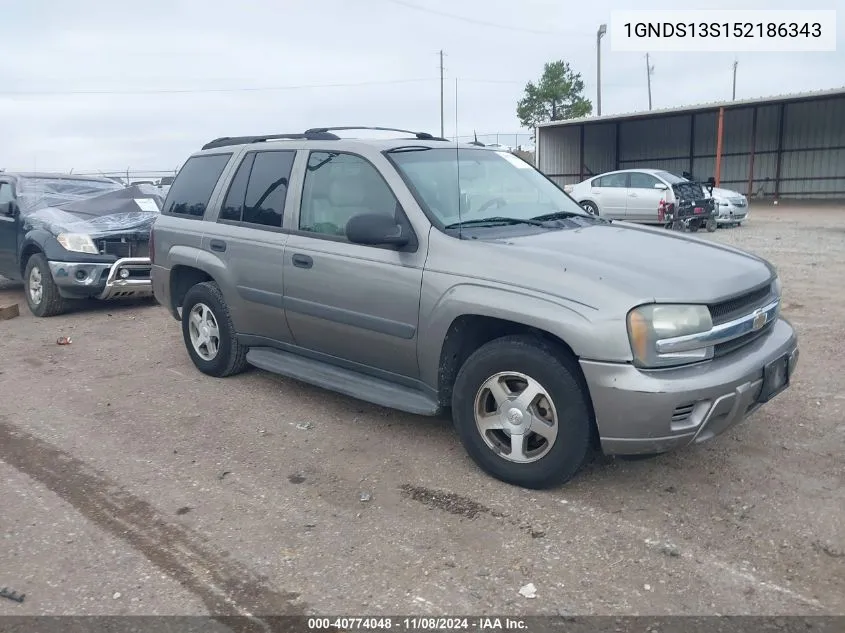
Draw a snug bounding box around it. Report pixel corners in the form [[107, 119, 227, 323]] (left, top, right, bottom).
[[496, 152, 531, 169], [135, 198, 160, 212]]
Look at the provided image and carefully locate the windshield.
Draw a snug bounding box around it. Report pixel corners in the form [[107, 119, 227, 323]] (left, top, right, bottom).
[[389, 148, 587, 227], [17, 177, 124, 213], [654, 170, 688, 185]]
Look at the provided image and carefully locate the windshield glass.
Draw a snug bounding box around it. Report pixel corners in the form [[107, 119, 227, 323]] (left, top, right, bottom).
[[389, 148, 587, 227], [654, 171, 688, 185], [17, 177, 124, 212]]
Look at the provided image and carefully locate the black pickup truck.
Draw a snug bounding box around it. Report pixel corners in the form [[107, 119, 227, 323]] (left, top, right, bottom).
[[0, 172, 162, 316]]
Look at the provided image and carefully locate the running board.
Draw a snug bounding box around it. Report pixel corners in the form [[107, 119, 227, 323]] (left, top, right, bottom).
[[245, 347, 440, 416]]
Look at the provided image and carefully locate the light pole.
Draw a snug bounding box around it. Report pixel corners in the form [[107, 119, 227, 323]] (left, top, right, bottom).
[[596, 23, 607, 116]]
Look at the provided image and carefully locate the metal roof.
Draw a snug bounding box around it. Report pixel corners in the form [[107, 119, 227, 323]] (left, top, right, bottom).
[[1, 171, 118, 183], [537, 86, 845, 129]]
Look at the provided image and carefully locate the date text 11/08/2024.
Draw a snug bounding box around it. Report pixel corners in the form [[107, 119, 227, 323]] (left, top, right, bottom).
[[307, 617, 528, 630], [623, 22, 822, 38]]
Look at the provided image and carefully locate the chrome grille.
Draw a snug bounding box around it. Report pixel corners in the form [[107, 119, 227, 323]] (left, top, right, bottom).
[[708, 284, 774, 325], [713, 320, 775, 358]]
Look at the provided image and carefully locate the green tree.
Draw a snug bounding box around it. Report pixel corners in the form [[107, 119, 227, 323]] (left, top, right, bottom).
[[516, 60, 593, 130]]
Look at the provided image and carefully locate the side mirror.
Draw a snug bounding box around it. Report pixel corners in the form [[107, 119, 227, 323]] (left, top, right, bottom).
[[346, 213, 409, 247], [653, 183, 669, 190]]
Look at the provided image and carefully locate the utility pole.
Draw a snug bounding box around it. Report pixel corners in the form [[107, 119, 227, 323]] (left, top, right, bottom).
[[439, 50, 445, 138], [596, 24, 607, 116], [732, 59, 738, 100], [645, 53, 654, 110]]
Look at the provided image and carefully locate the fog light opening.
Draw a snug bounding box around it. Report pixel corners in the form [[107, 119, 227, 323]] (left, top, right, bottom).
[[75, 269, 88, 281], [119, 268, 130, 279]]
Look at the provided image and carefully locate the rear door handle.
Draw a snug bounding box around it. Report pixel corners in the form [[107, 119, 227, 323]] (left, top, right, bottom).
[[292, 253, 313, 269], [209, 239, 227, 252]]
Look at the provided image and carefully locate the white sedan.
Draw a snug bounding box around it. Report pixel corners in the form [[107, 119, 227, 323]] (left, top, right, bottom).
[[566, 169, 750, 226]]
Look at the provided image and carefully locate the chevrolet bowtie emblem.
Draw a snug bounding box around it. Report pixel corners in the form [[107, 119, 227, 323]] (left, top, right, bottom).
[[752, 310, 767, 330]]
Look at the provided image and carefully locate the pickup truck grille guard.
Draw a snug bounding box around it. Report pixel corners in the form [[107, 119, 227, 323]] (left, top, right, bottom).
[[97, 257, 153, 300]]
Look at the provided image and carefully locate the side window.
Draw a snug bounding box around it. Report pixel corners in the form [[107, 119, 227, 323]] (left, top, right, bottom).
[[299, 152, 398, 239], [242, 151, 295, 228], [0, 183, 13, 205], [219, 153, 255, 222], [595, 173, 628, 188], [163, 153, 232, 218], [629, 172, 661, 189]]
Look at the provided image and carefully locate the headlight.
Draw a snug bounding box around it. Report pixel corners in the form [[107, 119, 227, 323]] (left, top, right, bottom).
[[627, 304, 713, 368], [57, 233, 98, 254], [715, 198, 729, 206]]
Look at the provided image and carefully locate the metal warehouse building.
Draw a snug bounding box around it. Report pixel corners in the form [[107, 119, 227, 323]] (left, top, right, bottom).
[[535, 87, 845, 199]]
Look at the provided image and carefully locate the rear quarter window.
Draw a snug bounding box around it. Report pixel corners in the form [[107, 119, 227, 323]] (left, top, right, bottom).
[[162, 153, 232, 218]]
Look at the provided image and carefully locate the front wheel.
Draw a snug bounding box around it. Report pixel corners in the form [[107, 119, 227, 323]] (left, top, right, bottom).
[[580, 201, 599, 216], [181, 281, 248, 377], [24, 253, 68, 317], [451, 335, 593, 489]]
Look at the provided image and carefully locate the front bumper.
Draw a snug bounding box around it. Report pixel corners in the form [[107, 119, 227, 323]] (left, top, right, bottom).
[[580, 317, 798, 455], [48, 257, 153, 300], [715, 203, 749, 224]]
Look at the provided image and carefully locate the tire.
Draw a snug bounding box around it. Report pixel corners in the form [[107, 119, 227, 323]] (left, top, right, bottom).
[[688, 220, 700, 232], [23, 253, 68, 317], [580, 201, 599, 216], [181, 281, 248, 377], [705, 218, 717, 232], [451, 335, 593, 489]]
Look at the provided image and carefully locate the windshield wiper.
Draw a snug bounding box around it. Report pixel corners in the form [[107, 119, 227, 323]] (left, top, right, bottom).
[[444, 216, 546, 229], [530, 210, 608, 223]]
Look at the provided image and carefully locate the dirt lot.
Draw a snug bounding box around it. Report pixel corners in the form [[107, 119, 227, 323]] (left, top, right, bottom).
[[0, 205, 843, 620]]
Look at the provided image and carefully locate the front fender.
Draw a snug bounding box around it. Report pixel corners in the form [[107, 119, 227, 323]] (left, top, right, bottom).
[[417, 274, 634, 390]]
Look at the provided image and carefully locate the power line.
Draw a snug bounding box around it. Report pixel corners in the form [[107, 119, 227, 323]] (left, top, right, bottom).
[[0, 77, 438, 96], [379, 0, 584, 36], [0, 77, 562, 97]]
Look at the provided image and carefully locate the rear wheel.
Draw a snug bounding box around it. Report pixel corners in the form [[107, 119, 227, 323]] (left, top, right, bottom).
[[181, 281, 248, 377], [451, 335, 592, 489], [580, 201, 599, 216], [705, 217, 717, 232], [24, 253, 68, 317]]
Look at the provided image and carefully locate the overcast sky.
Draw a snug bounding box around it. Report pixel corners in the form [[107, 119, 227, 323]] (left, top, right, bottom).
[[1, 0, 842, 175]]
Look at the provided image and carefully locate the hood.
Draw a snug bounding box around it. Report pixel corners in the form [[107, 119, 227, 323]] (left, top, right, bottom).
[[430, 221, 774, 310], [23, 185, 161, 238], [706, 186, 743, 199]]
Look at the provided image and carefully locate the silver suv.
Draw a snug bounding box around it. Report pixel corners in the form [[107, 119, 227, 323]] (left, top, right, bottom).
[[150, 127, 799, 489]]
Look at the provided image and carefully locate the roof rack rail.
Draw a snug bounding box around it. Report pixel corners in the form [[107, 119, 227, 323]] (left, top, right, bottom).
[[201, 131, 339, 150], [304, 126, 449, 141]]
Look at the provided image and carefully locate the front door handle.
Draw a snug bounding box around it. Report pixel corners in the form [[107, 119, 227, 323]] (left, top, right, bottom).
[[292, 253, 313, 269], [209, 239, 227, 252]]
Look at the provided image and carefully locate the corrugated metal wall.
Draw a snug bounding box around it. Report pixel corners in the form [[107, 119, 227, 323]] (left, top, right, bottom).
[[619, 115, 690, 175], [779, 99, 845, 197], [537, 95, 845, 199], [536, 126, 581, 187], [583, 124, 616, 176]]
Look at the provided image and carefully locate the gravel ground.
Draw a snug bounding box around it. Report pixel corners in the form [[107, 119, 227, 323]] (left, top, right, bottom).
[[0, 204, 843, 621]]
